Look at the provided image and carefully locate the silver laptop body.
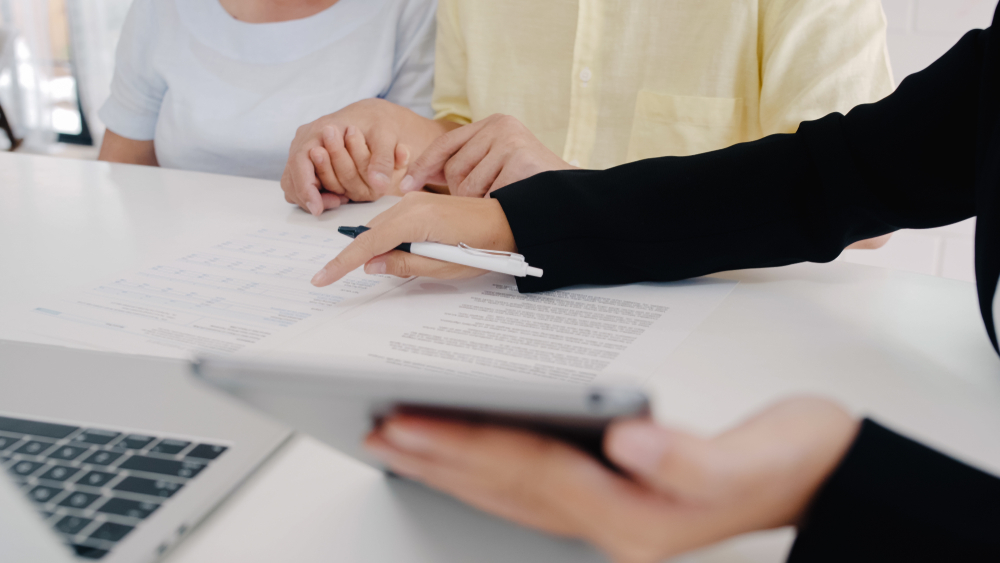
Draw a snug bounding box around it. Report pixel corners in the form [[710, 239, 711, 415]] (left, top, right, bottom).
[[0, 340, 291, 563]]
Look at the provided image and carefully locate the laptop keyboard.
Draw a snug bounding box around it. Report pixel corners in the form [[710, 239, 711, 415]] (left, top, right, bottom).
[[0, 415, 228, 560]]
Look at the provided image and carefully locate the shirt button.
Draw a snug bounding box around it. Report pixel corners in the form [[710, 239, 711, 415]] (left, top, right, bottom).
[[569, 159, 580, 167], [579, 67, 592, 82]]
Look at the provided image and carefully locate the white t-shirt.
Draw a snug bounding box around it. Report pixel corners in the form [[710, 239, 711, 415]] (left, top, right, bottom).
[[99, 0, 436, 180]]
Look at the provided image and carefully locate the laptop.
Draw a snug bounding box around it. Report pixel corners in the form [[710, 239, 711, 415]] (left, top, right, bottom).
[[0, 340, 291, 562]]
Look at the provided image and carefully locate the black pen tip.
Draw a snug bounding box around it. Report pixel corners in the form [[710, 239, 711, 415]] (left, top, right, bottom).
[[338, 226, 370, 239]]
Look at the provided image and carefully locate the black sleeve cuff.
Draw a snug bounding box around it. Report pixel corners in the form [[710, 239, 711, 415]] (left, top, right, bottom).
[[491, 134, 842, 294], [789, 419, 1000, 562]]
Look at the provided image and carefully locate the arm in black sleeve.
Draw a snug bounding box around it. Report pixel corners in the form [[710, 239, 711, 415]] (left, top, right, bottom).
[[492, 27, 988, 294], [788, 420, 1000, 562], [490, 17, 1000, 559]]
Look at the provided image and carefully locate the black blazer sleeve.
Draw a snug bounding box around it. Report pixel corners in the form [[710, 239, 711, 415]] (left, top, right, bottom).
[[787, 420, 1000, 561], [491, 5, 1000, 560], [491, 20, 995, 341]]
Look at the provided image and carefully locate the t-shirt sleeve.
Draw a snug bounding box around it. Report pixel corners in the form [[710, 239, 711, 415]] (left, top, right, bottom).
[[382, 0, 437, 119], [97, 0, 166, 141], [758, 0, 896, 136], [429, 0, 470, 124]]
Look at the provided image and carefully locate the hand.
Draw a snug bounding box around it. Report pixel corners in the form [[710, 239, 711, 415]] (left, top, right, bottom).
[[307, 125, 412, 202], [310, 191, 517, 286], [281, 99, 452, 215], [846, 234, 892, 250], [364, 398, 859, 563], [399, 114, 576, 198]]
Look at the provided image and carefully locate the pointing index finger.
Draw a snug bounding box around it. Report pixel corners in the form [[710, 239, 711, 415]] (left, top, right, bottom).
[[310, 205, 420, 286]]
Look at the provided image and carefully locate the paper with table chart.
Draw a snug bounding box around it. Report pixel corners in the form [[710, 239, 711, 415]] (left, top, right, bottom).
[[282, 274, 738, 385], [25, 227, 409, 359]]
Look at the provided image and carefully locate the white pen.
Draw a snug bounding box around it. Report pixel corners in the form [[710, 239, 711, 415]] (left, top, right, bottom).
[[338, 226, 543, 278]]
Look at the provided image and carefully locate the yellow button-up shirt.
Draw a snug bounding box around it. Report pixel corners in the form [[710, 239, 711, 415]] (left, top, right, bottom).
[[432, 0, 895, 170]]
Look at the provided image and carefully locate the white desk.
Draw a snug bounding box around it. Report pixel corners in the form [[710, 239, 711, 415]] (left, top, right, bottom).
[[3, 152, 1000, 563]]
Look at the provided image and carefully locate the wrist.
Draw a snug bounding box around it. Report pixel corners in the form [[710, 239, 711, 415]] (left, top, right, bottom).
[[783, 402, 861, 528], [484, 198, 518, 253]]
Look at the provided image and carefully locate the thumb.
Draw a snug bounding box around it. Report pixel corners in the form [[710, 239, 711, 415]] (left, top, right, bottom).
[[605, 419, 725, 500], [399, 151, 445, 193]]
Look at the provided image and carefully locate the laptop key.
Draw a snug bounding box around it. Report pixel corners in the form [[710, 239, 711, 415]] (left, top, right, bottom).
[[90, 521, 134, 542], [28, 484, 63, 503], [82, 450, 123, 466], [79, 470, 117, 488], [9, 460, 45, 477], [118, 456, 205, 478], [39, 465, 81, 483], [117, 435, 155, 450], [0, 416, 78, 439], [15, 439, 56, 456], [0, 435, 22, 451], [47, 444, 90, 462], [55, 515, 92, 535], [113, 476, 183, 498], [186, 444, 227, 460], [97, 497, 160, 519], [149, 439, 190, 455], [58, 491, 103, 510], [72, 544, 109, 560], [74, 429, 121, 446]]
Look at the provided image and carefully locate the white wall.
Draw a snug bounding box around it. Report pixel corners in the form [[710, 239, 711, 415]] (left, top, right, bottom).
[[837, 0, 996, 282]]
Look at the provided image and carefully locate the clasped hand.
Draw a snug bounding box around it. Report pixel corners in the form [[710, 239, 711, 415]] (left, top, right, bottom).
[[282, 106, 573, 216], [398, 113, 577, 198]]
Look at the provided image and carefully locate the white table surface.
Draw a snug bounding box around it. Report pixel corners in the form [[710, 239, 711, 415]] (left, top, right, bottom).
[[3, 152, 999, 563]]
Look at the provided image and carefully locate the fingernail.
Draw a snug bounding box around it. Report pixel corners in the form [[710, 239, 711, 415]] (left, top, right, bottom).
[[372, 172, 390, 188], [322, 125, 337, 140], [399, 175, 415, 192], [384, 423, 433, 453], [364, 259, 387, 275], [346, 125, 357, 136], [607, 424, 669, 476], [306, 202, 321, 216], [310, 268, 329, 286]]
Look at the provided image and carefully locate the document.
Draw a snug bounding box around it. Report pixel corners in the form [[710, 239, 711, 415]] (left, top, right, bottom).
[[287, 274, 738, 385], [26, 227, 408, 358], [26, 222, 737, 380]]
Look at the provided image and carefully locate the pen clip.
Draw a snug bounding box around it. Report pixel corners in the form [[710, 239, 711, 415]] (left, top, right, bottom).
[[458, 243, 526, 262]]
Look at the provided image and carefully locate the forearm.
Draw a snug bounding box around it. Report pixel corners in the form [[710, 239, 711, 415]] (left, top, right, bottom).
[[493, 28, 987, 293], [97, 130, 158, 166], [493, 133, 845, 292]]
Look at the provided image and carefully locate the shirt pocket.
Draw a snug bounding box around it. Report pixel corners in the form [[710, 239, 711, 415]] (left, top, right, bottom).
[[626, 91, 747, 161]]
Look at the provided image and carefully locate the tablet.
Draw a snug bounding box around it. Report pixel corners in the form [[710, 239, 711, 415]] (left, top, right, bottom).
[[192, 356, 650, 471]]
